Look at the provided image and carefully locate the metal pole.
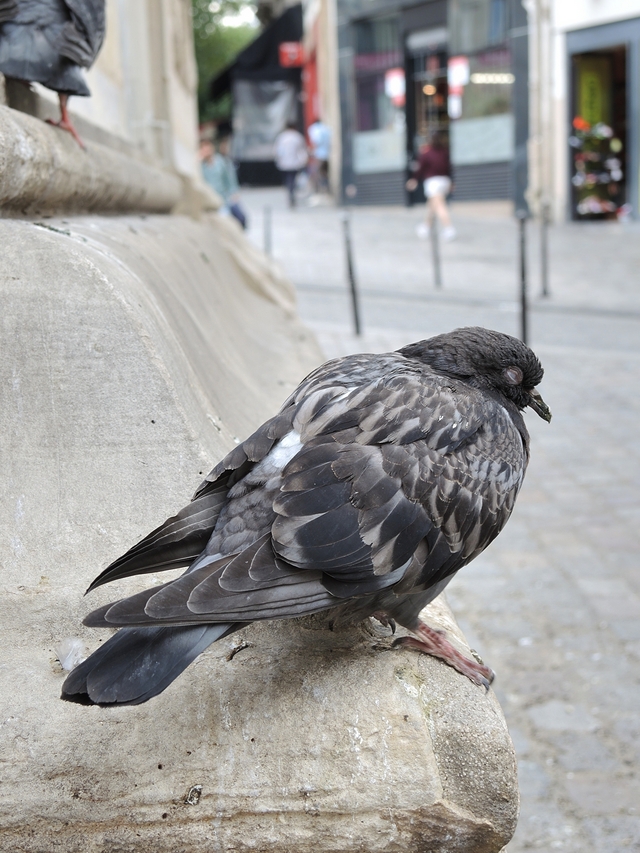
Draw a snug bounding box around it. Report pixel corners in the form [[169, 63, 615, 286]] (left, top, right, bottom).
[[430, 218, 442, 289], [263, 205, 272, 257], [341, 211, 362, 336], [540, 202, 550, 298], [516, 210, 528, 345]]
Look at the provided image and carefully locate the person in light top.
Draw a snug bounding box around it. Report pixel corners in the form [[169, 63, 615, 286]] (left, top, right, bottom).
[[274, 122, 309, 208], [200, 137, 247, 229], [308, 117, 331, 193]]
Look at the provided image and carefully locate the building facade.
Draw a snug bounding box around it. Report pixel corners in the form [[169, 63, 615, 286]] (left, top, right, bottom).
[[308, 0, 528, 205], [528, 0, 640, 222]]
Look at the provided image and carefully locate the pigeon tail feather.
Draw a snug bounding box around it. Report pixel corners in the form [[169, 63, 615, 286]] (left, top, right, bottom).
[[85, 490, 227, 593], [60, 622, 243, 706]]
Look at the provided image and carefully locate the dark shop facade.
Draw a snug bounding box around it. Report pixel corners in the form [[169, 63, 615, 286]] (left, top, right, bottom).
[[337, 0, 528, 205]]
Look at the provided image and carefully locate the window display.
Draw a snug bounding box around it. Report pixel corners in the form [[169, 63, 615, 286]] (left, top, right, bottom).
[[353, 16, 406, 174], [570, 48, 627, 219]]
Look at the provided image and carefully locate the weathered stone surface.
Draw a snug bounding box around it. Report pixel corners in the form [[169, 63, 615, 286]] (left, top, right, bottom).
[[0, 104, 184, 214], [0, 213, 518, 851]]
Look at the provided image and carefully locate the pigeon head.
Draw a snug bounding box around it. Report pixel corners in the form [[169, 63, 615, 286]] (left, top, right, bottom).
[[399, 327, 551, 422]]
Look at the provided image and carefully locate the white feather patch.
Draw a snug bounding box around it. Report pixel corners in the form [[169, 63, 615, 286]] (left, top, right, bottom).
[[256, 430, 303, 477]]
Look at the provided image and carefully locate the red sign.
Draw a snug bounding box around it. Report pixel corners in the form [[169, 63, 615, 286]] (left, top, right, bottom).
[[279, 42, 304, 68]]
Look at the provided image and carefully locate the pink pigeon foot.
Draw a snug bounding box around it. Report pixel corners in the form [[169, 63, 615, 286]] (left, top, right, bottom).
[[394, 620, 495, 689], [46, 93, 85, 149]]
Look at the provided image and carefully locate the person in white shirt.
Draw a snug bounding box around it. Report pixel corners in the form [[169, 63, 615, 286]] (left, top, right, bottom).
[[274, 122, 309, 208]]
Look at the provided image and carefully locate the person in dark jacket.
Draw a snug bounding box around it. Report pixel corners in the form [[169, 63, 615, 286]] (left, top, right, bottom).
[[406, 131, 456, 241]]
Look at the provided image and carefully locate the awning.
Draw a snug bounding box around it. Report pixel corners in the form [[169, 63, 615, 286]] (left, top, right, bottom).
[[209, 4, 303, 100]]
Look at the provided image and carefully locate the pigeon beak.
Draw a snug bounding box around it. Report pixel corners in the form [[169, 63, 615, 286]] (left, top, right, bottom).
[[528, 388, 552, 422]]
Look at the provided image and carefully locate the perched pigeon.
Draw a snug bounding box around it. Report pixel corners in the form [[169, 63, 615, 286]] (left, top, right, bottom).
[[0, 0, 106, 147], [62, 327, 551, 706]]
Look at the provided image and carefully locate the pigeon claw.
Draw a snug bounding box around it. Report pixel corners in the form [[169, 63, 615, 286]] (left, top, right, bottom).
[[393, 621, 495, 690], [372, 611, 396, 634]]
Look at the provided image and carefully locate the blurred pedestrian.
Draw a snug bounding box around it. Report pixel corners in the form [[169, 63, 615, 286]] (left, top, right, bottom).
[[200, 137, 247, 229], [274, 122, 308, 208], [308, 117, 331, 194], [406, 131, 456, 241]]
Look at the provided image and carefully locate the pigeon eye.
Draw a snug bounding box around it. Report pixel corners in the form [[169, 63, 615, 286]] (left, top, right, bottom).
[[504, 366, 523, 385]]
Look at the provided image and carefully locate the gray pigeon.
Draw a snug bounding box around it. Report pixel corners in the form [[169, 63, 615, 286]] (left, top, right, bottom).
[[62, 327, 551, 706], [0, 0, 106, 146]]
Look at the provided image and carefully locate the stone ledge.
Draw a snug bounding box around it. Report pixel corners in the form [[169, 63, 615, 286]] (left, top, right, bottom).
[[0, 104, 191, 215]]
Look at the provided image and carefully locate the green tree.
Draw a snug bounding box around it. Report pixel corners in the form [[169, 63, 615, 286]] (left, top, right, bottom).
[[192, 0, 258, 123]]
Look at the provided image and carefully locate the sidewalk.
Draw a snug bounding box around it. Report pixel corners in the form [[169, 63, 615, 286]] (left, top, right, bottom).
[[241, 187, 640, 353], [240, 187, 640, 852]]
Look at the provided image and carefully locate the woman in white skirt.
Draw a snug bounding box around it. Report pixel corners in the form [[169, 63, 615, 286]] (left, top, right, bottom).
[[406, 131, 456, 241]]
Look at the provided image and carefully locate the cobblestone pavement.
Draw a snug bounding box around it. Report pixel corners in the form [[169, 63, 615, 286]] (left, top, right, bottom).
[[240, 187, 640, 851]]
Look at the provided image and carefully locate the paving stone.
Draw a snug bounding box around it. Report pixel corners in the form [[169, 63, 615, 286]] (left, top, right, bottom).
[[583, 816, 640, 849], [544, 731, 621, 774], [516, 760, 552, 800], [563, 774, 640, 815], [610, 619, 640, 641]]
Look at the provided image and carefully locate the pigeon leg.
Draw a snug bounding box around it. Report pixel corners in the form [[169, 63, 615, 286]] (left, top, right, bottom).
[[46, 93, 85, 149], [393, 621, 494, 689]]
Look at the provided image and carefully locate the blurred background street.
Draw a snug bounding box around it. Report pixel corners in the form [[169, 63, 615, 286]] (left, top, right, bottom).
[[242, 188, 640, 351], [242, 187, 640, 852]]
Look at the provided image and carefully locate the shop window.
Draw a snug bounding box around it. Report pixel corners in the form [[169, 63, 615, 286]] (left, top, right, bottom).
[[232, 80, 297, 162], [449, 0, 508, 55], [570, 46, 627, 219], [448, 47, 514, 166], [353, 16, 406, 174]]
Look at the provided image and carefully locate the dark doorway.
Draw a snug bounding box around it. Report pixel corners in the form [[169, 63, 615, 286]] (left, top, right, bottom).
[[570, 45, 627, 220]]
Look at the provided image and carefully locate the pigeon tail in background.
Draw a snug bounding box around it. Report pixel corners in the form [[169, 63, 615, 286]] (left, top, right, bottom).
[[62, 327, 551, 705]]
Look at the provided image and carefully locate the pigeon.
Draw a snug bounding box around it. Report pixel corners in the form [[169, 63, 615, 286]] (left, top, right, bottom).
[[0, 0, 106, 147], [61, 327, 551, 706]]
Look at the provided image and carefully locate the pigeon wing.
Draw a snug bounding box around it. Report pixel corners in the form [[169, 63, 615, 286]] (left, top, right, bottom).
[[273, 361, 528, 595], [0, 1, 18, 25], [85, 355, 527, 627], [86, 408, 297, 592], [59, 0, 105, 66]]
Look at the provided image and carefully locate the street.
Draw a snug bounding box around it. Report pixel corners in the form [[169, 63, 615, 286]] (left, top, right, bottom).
[[241, 186, 640, 852]]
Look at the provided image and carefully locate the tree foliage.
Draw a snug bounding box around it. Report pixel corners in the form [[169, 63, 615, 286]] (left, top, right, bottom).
[[192, 0, 258, 123]]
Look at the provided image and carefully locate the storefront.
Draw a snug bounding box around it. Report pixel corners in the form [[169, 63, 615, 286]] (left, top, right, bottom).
[[338, 0, 448, 205], [337, 0, 526, 205], [344, 11, 407, 204], [446, 0, 528, 203], [566, 18, 640, 220], [209, 4, 304, 185]]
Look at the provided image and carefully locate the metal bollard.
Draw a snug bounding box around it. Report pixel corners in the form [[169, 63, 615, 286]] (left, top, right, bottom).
[[540, 202, 550, 298], [430, 220, 443, 289], [516, 210, 528, 345], [263, 205, 272, 256], [341, 211, 362, 336]]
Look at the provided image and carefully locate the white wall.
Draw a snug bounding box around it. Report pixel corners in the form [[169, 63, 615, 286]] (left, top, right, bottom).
[[554, 0, 640, 32]]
